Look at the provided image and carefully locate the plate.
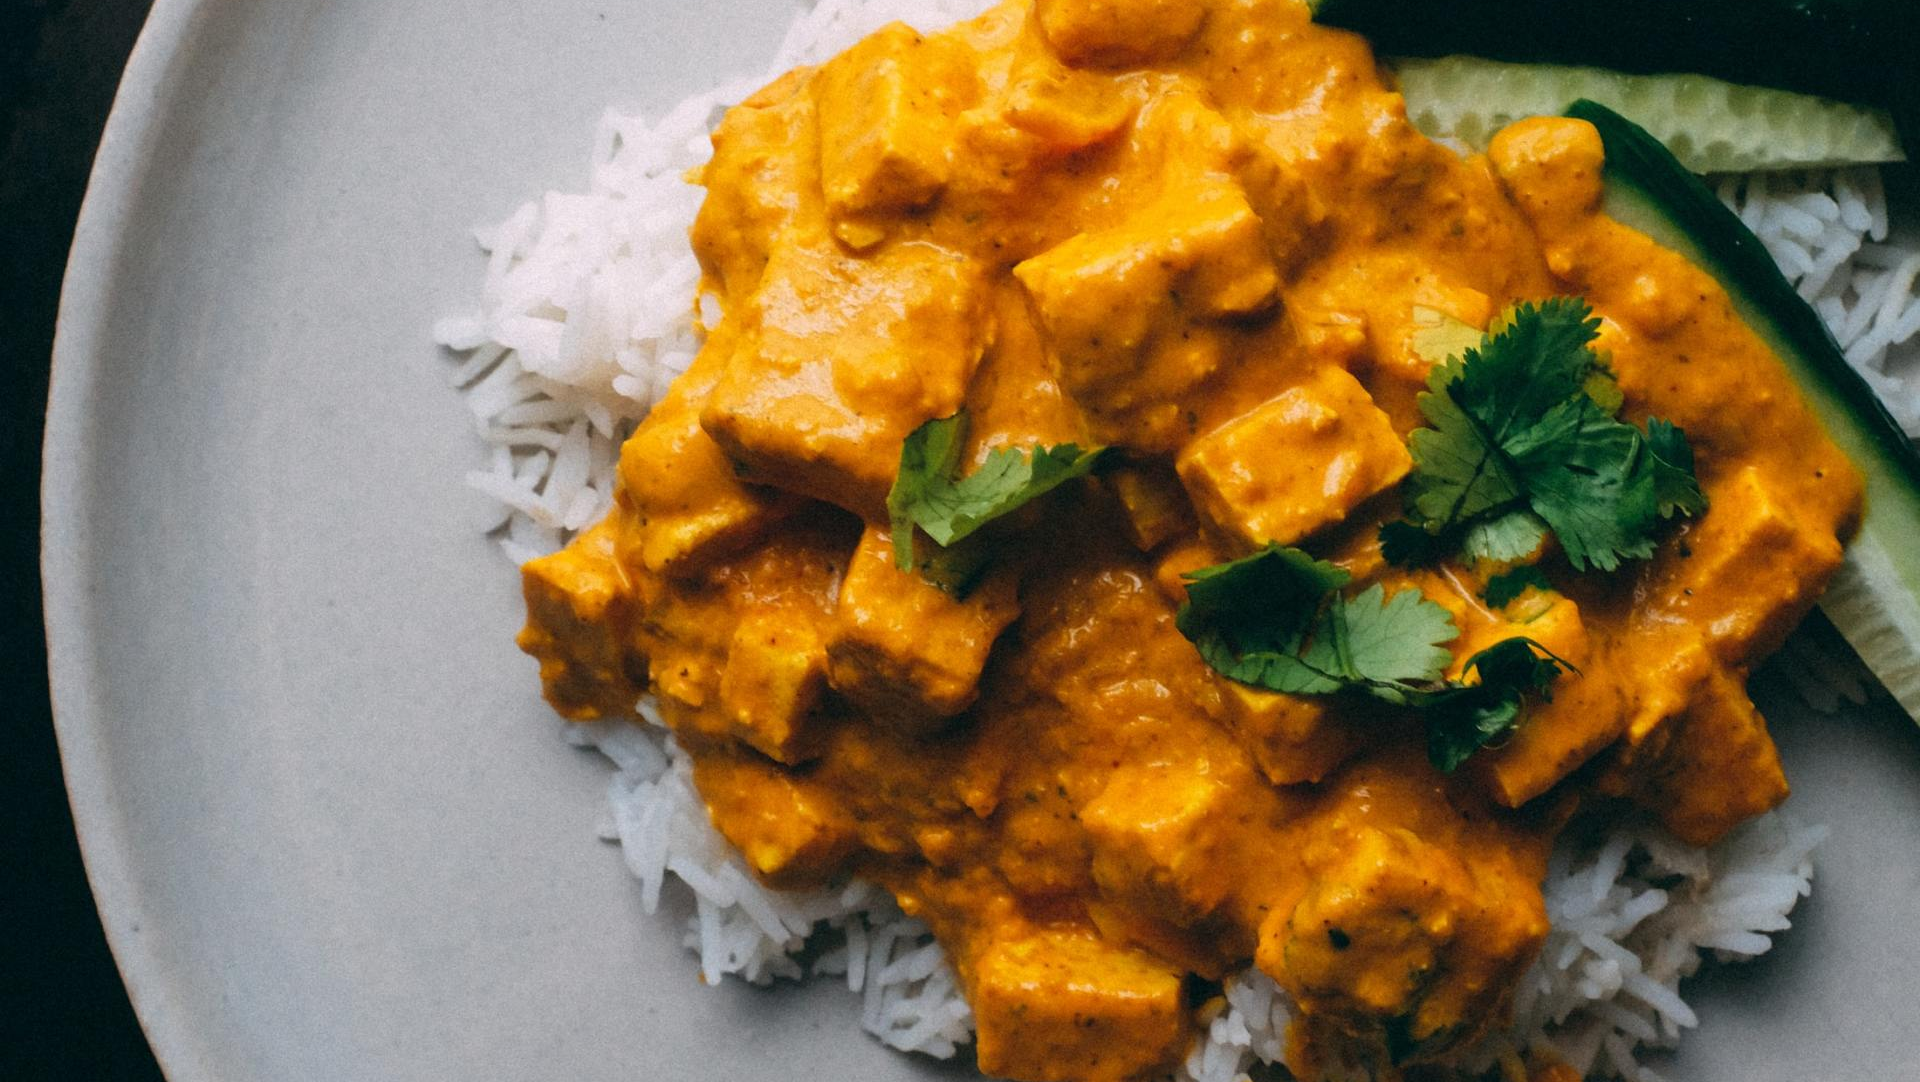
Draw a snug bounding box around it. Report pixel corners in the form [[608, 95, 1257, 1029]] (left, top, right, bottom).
[[42, 0, 1920, 1078]]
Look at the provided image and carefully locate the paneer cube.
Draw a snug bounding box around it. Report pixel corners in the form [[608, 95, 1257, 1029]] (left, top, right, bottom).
[[1263, 776, 1547, 1051], [1035, 0, 1207, 68], [700, 240, 988, 517], [1454, 594, 1631, 808], [1103, 464, 1192, 551], [826, 526, 1020, 722], [1591, 629, 1715, 795], [689, 67, 816, 296], [692, 753, 856, 888], [1176, 367, 1412, 548], [1018, 178, 1276, 339], [1267, 827, 1546, 1048], [1015, 178, 1277, 446], [517, 518, 644, 721], [717, 611, 830, 763], [1663, 464, 1846, 662], [1001, 62, 1136, 154], [813, 23, 978, 241], [618, 380, 795, 576], [967, 926, 1189, 1082], [1214, 681, 1362, 785], [1639, 665, 1789, 846], [1079, 759, 1242, 921]]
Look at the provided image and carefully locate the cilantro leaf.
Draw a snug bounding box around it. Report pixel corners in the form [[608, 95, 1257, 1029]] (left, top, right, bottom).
[[1506, 395, 1657, 572], [1179, 546, 1352, 696], [1460, 510, 1549, 563], [1383, 298, 1706, 573], [1647, 418, 1708, 519], [1176, 544, 1349, 654], [1404, 377, 1527, 527], [1311, 583, 1460, 688], [1195, 642, 1346, 696], [1378, 519, 1449, 567], [1177, 544, 1569, 773], [1482, 566, 1551, 608], [1417, 638, 1573, 773], [888, 411, 1106, 570], [1443, 297, 1600, 446]]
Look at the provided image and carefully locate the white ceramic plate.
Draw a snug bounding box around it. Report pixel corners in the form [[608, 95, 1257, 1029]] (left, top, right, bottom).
[[43, 1, 1920, 1079]]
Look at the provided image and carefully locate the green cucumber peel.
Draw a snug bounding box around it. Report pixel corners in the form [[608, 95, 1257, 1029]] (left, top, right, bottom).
[[1569, 99, 1920, 720]]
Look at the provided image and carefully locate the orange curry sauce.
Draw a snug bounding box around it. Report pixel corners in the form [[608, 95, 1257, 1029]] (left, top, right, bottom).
[[516, 0, 1861, 1077]]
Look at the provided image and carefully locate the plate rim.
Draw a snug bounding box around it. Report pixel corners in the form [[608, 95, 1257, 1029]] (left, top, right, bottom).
[[43, 0, 218, 1078]]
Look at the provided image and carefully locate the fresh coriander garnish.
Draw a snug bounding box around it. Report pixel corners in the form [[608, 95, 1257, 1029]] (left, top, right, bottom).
[[1175, 543, 1571, 771], [1384, 298, 1706, 571], [1482, 565, 1551, 608], [1417, 638, 1571, 773], [887, 411, 1107, 571], [1175, 545, 1456, 694]]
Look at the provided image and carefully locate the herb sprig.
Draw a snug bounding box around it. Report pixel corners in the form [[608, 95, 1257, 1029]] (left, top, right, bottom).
[[1482, 565, 1551, 608], [1381, 299, 1707, 571], [1176, 544, 1572, 771], [887, 411, 1107, 571]]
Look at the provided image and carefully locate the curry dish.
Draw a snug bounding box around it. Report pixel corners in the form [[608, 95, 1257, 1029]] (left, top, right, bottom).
[[515, 0, 1862, 1078]]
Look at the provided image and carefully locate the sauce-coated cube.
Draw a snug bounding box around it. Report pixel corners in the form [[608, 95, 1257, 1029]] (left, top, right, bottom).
[[967, 926, 1188, 1082], [701, 241, 987, 517], [1177, 367, 1411, 548], [826, 526, 1020, 722], [518, 518, 644, 720], [717, 612, 830, 763]]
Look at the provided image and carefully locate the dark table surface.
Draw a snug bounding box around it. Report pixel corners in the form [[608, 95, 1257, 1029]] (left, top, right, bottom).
[[5, 0, 166, 1078]]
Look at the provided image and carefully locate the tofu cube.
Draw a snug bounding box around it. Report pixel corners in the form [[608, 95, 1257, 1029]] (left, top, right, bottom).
[[826, 526, 1020, 722], [618, 389, 794, 576], [813, 23, 975, 229], [700, 240, 987, 517], [1214, 681, 1362, 785], [1079, 761, 1240, 921], [1177, 367, 1412, 548], [1104, 464, 1192, 551], [1640, 665, 1789, 846], [1035, 0, 1207, 67], [1001, 62, 1135, 154], [1015, 178, 1276, 444], [693, 754, 856, 888], [1664, 464, 1845, 661], [1017, 179, 1276, 347], [1452, 594, 1625, 808], [1597, 629, 1715, 790], [517, 518, 644, 721], [967, 927, 1188, 1082], [1265, 819, 1545, 1042], [717, 612, 830, 763]]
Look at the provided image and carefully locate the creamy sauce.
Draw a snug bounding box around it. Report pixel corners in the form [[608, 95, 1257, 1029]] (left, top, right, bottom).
[[516, 1, 1862, 1078]]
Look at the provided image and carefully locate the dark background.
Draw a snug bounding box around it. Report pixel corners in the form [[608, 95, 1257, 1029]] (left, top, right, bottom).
[[4, 0, 167, 1078]]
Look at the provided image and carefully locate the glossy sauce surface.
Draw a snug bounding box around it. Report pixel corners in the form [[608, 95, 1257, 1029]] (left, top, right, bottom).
[[516, 1, 1861, 1077]]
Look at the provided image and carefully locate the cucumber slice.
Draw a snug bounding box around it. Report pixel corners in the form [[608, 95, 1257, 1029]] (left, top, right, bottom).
[[1568, 99, 1920, 720], [1396, 57, 1904, 174]]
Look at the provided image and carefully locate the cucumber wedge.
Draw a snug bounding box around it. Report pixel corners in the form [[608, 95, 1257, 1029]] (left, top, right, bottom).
[[1312, 0, 1920, 156], [1395, 57, 1904, 174], [1567, 100, 1920, 720]]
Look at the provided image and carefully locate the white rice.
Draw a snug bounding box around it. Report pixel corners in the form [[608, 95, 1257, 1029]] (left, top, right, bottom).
[[433, 0, 1920, 1077]]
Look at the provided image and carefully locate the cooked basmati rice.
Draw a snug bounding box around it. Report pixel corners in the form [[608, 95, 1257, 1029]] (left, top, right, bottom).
[[433, 1, 1920, 1077]]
